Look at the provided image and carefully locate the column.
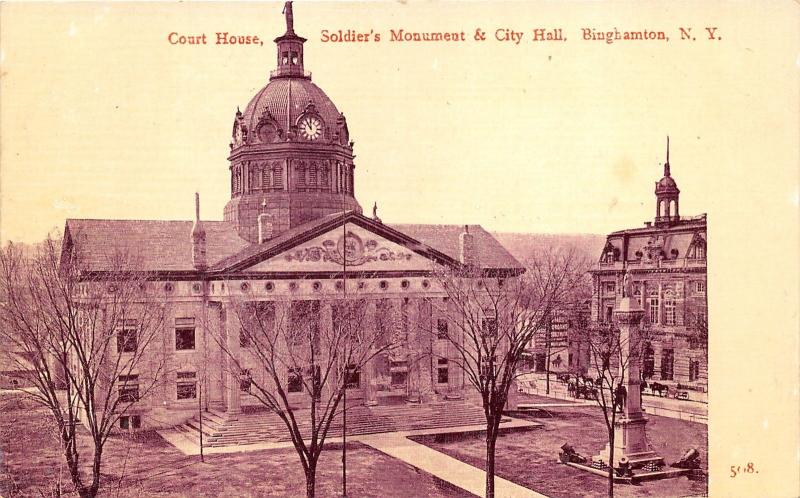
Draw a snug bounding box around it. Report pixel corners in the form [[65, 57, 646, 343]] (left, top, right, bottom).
[[405, 298, 421, 402], [364, 300, 378, 406], [318, 301, 336, 402], [595, 295, 663, 468], [446, 298, 463, 399], [418, 298, 434, 400], [222, 302, 241, 414]]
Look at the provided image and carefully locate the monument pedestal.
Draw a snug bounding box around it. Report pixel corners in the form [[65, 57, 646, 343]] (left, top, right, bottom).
[[595, 414, 664, 468]]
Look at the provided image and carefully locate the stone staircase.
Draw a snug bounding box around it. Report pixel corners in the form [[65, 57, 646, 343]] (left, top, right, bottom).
[[175, 400, 490, 448]]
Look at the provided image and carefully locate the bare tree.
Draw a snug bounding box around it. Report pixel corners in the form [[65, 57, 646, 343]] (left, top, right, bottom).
[[0, 236, 166, 498], [585, 315, 651, 498], [212, 295, 397, 498], [429, 247, 588, 498]]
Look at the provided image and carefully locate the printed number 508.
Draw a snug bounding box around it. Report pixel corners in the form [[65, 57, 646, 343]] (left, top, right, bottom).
[[730, 463, 757, 478]]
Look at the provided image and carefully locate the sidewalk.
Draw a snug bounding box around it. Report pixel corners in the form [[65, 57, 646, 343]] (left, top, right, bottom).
[[516, 378, 707, 424], [159, 417, 541, 456], [360, 432, 547, 498]]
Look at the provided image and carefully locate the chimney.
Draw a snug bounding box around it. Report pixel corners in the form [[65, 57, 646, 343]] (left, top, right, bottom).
[[191, 193, 207, 270], [459, 225, 476, 267], [258, 213, 274, 244]]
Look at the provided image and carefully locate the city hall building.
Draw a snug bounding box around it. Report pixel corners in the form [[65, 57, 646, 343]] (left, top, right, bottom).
[[589, 145, 708, 394], [61, 6, 522, 429]]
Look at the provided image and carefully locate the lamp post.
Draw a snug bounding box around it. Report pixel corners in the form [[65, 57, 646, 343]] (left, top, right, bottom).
[[340, 190, 348, 498], [198, 381, 204, 463]]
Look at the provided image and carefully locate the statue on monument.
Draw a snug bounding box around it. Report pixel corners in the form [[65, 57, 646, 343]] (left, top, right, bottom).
[[622, 270, 631, 298]]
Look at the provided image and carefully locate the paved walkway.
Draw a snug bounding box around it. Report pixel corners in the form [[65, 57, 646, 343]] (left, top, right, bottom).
[[516, 380, 707, 424], [158, 417, 540, 456], [360, 432, 547, 498]]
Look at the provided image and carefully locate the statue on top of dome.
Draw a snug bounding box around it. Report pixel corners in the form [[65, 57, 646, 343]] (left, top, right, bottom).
[[282, 1, 294, 35]]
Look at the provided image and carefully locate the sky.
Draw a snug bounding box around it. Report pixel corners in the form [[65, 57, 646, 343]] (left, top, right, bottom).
[[1, 2, 799, 495], [1, 1, 795, 244]]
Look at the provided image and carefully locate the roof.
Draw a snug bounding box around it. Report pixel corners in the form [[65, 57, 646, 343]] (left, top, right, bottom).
[[601, 216, 706, 262], [64, 219, 249, 272], [387, 223, 522, 270], [242, 78, 341, 136], [64, 214, 523, 275]]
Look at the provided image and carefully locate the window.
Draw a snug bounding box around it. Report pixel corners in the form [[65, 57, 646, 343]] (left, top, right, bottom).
[[695, 281, 706, 294], [345, 365, 360, 389], [119, 415, 141, 430], [288, 368, 303, 393], [175, 318, 195, 351], [481, 317, 498, 337], [689, 236, 706, 259], [309, 166, 317, 186], [437, 319, 448, 340], [389, 361, 408, 387], [604, 282, 615, 294], [649, 294, 660, 324], [118, 375, 139, 402], [664, 294, 676, 326], [643, 344, 655, 379], [689, 359, 700, 382], [660, 349, 674, 380], [437, 359, 449, 384], [176, 372, 197, 399], [117, 321, 138, 353], [605, 306, 614, 324], [240, 369, 252, 393]]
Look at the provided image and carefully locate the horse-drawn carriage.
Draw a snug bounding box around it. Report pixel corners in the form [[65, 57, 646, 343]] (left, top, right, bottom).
[[567, 376, 599, 400]]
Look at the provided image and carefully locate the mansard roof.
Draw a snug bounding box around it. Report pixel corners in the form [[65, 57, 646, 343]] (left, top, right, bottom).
[[63, 212, 522, 276], [598, 214, 706, 263]]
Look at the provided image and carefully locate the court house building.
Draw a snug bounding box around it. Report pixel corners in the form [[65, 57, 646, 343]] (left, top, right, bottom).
[[60, 6, 522, 429]]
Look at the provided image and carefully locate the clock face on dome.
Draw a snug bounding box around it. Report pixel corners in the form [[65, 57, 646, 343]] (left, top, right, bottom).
[[299, 116, 323, 141]]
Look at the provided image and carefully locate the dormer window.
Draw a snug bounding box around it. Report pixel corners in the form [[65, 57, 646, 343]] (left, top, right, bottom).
[[687, 234, 707, 259]]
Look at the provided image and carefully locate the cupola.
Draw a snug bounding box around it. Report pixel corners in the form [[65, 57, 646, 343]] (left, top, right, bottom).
[[654, 136, 680, 226]]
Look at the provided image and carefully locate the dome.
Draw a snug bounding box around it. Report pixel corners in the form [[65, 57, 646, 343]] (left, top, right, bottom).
[[656, 175, 677, 189], [240, 78, 343, 141], [655, 173, 679, 193]]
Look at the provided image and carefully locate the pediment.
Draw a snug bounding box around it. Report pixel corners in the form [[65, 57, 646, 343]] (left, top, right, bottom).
[[243, 222, 447, 273]]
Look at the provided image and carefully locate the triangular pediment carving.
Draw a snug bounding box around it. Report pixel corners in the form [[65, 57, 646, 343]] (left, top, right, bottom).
[[246, 224, 440, 273]]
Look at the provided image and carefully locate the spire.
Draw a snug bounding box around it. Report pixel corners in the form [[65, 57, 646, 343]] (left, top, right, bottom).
[[664, 135, 671, 177]]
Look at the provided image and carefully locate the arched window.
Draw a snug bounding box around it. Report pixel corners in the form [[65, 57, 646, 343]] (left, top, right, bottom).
[[309, 166, 317, 187], [320, 165, 328, 190], [669, 199, 677, 217], [688, 236, 706, 259]]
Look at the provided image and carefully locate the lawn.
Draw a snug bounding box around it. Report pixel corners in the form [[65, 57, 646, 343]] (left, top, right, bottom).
[[411, 404, 708, 498], [0, 395, 471, 498]]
